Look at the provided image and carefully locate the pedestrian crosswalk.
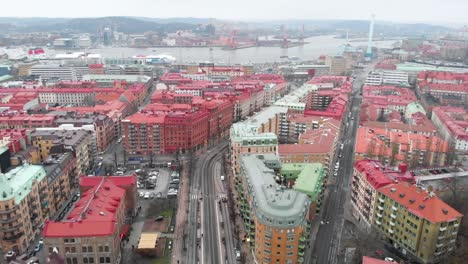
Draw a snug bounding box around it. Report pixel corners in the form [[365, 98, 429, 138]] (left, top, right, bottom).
[[189, 193, 227, 200]]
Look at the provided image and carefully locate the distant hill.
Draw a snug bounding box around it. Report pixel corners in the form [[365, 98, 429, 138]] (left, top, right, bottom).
[[0, 17, 453, 36], [249, 19, 453, 36], [0, 17, 196, 34]]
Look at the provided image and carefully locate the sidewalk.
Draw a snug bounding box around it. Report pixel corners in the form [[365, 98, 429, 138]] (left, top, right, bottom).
[[171, 160, 190, 264]]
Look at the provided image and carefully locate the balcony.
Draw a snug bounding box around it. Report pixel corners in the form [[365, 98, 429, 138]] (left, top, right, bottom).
[[392, 206, 397, 211], [378, 198, 384, 203], [449, 239, 456, 244], [388, 229, 394, 234], [436, 243, 443, 248], [438, 235, 445, 240], [377, 205, 384, 211], [375, 220, 381, 225], [390, 214, 396, 219], [454, 223, 459, 227], [0, 205, 20, 214], [0, 215, 20, 224], [376, 213, 383, 218], [2, 232, 24, 241], [434, 251, 442, 256], [452, 231, 458, 236], [390, 221, 395, 227], [1, 223, 22, 232], [440, 226, 447, 232]]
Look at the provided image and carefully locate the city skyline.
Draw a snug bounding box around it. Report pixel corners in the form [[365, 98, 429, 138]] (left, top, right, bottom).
[[1, 0, 468, 26]]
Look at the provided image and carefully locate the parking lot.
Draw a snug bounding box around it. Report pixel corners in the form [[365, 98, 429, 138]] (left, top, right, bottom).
[[124, 167, 179, 199]]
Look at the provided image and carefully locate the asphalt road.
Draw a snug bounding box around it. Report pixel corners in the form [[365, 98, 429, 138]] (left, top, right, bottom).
[[312, 67, 368, 264], [185, 142, 228, 264]]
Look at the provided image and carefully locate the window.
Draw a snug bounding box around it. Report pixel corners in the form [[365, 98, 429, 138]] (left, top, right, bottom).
[[105, 257, 111, 263], [100, 257, 105, 263], [98, 246, 103, 252]]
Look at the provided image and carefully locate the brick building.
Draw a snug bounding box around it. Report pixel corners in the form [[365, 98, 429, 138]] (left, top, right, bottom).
[[43, 178, 128, 264]]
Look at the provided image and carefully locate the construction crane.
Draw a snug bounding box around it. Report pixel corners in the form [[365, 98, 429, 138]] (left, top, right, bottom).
[[281, 24, 289, 49], [229, 29, 238, 49], [299, 24, 305, 43]]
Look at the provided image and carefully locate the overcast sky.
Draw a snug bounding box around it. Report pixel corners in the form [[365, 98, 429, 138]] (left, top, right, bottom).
[[2, 0, 467, 26]]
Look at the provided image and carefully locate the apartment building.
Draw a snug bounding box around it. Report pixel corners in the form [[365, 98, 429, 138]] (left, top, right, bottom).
[[122, 110, 209, 156], [354, 127, 449, 168], [431, 106, 468, 152], [280, 163, 327, 217], [279, 114, 340, 143], [38, 88, 96, 106], [79, 176, 138, 217], [374, 182, 462, 263], [0, 129, 28, 154], [417, 71, 468, 107], [53, 113, 115, 153], [0, 164, 48, 253], [236, 154, 311, 264], [0, 114, 55, 130], [29, 129, 94, 180], [230, 106, 288, 173], [43, 178, 127, 264], [43, 153, 77, 218], [30, 64, 78, 81], [325, 56, 347, 75], [365, 71, 409, 87]]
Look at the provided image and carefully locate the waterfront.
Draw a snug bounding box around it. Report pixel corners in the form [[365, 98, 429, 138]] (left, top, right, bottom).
[[80, 35, 396, 64]]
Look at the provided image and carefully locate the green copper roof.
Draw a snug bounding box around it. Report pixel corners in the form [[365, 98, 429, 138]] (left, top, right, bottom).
[[405, 102, 426, 116], [281, 163, 326, 201], [0, 164, 46, 204]]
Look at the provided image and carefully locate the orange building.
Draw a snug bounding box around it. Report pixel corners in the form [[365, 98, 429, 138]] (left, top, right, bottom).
[[354, 127, 449, 168]]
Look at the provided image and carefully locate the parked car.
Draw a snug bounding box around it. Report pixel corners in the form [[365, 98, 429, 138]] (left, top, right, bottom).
[[34, 244, 42, 253], [5, 251, 16, 260], [139, 192, 145, 198], [155, 216, 164, 221], [144, 192, 150, 199], [170, 179, 180, 184]]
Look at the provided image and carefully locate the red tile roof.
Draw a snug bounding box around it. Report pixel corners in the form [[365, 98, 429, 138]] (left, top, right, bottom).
[[363, 256, 397, 264], [79, 176, 136, 188], [432, 106, 468, 140], [43, 179, 126, 237], [42, 222, 116, 238], [354, 159, 414, 189], [378, 182, 462, 223]]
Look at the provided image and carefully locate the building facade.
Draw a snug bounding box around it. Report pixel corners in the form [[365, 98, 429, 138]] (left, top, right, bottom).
[[0, 165, 48, 253], [43, 178, 128, 264], [431, 106, 468, 152], [373, 183, 462, 263], [236, 154, 311, 264]]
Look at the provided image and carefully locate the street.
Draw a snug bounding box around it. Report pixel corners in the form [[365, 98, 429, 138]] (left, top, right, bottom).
[[311, 67, 368, 264], [185, 142, 229, 264]]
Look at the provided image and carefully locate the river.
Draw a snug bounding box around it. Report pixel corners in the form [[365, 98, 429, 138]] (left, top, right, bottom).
[[85, 35, 397, 64]]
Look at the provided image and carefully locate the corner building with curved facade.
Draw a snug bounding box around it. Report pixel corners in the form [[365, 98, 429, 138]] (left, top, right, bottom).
[[236, 154, 311, 264]]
